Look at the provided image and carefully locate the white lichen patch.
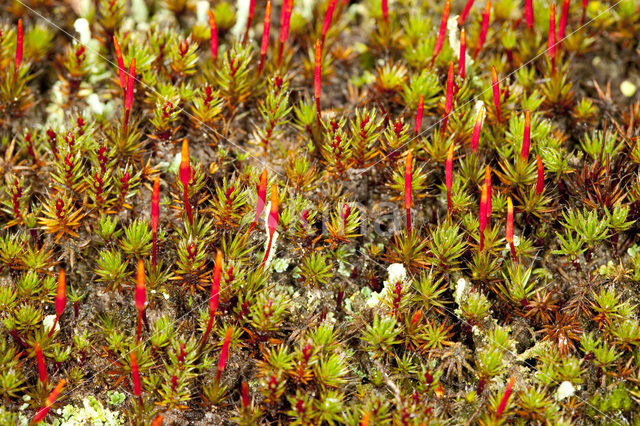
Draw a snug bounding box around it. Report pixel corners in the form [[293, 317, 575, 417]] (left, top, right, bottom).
[[74, 18, 92, 45], [272, 257, 290, 273], [43, 314, 60, 334], [556, 381, 576, 401], [196, 1, 210, 23], [54, 396, 123, 426], [454, 277, 467, 306]]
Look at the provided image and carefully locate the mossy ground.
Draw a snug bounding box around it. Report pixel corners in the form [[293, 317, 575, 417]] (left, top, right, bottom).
[[1, 0, 640, 425]]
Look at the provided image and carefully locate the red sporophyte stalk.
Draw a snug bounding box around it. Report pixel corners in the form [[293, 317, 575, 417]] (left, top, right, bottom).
[[431, 0, 450, 66], [15, 19, 23, 77], [151, 416, 164, 426], [321, 0, 338, 45], [484, 166, 492, 227], [130, 352, 142, 403], [470, 105, 485, 152], [581, 0, 588, 24], [548, 3, 557, 73], [243, 0, 257, 44], [123, 58, 136, 128], [473, 0, 491, 58], [34, 343, 47, 385], [414, 94, 424, 135], [216, 327, 234, 382], [151, 178, 160, 266], [442, 61, 454, 132], [558, 0, 570, 47], [458, 29, 466, 80], [535, 155, 544, 194], [260, 185, 279, 268], [112, 36, 126, 90], [521, 110, 531, 161], [490, 66, 501, 124], [135, 259, 146, 344], [258, 0, 272, 75], [179, 139, 193, 224], [506, 197, 516, 262], [404, 152, 413, 232], [208, 10, 218, 61], [410, 310, 422, 327], [381, 0, 388, 24], [361, 412, 370, 426], [479, 184, 487, 251], [458, 0, 475, 26], [241, 381, 250, 408], [446, 143, 454, 218], [525, 0, 534, 30], [31, 379, 65, 425], [314, 39, 322, 128], [431, 0, 451, 66], [277, 0, 293, 67], [200, 250, 222, 349], [496, 376, 516, 417], [48, 268, 66, 337], [249, 169, 268, 233]]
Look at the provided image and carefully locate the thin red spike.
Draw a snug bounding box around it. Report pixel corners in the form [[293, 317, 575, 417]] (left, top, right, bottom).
[[470, 105, 485, 152], [249, 169, 268, 233], [49, 268, 66, 337], [404, 152, 413, 232], [581, 0, 588, 24], [268, 184, 279, 234], [243, 0, 257, 44], [179, 139, 193, 224], [479, 184, 487, 251], [525, 0, 534, 30], [414, 94, 424, 135], [458, 0, 475, 26], [496, 376, 516, 417], [201, 250, 223, 349], [491, 66, 501, 124], [484, 166, 492, 227], [321, 0, 338, 45], [15, 19, 23, 75], [123, 58, 136, 128], [277, 0, 294, 66], [446, 143, 454, 218], [261, 185, 279, 268], [548, 3, 556, 73], [458, 29, 466, 80], [34, 343, 47, 385], [381, 0, 388, 23], [535, 155, 544, 194], [131, 352, 141, 397], [442, 61, 455, 132], [31, 379, 65, 425], [314, 39, 322, 128], [208, 10, 219, 61], [113, 36, 126, 90], [216, 327, 234, 381], [431, 0, 451, 66], [55, 267, 66, 317], [506, 197, 516, 262], [558, 0, 570, 46], [521, 110, 531, 160], [135, 259, 146, 343], [241, 381, 250, 408], [473, 0, 491, 58], [258, 0, 272, 74], [151, 178, 160, 266]]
